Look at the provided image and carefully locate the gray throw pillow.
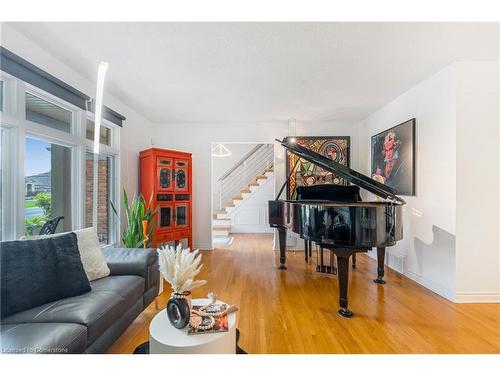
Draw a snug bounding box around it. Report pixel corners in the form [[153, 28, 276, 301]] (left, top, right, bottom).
[[22, 227, 110, 281], [1, 232, 92, 318]]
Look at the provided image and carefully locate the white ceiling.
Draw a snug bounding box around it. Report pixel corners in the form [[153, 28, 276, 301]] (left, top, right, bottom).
[[7, 22, 499, 123]]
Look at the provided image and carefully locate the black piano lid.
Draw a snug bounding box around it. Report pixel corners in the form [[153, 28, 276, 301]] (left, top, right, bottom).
[[277, 137, 406, 205]]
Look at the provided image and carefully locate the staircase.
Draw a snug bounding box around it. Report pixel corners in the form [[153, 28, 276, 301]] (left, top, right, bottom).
[[213, 144, 274, 242]]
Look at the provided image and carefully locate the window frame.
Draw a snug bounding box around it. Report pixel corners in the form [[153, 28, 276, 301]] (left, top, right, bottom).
[[0, 72, 121, 245], [24, 90, 75, 135], [0, 79, 4, 112], [85, 117, 115, 148], [84, 150, 119, 248], [84, 112, 120, 248]]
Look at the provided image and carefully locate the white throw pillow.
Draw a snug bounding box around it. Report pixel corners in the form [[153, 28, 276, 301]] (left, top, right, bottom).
[[21, 227, 110, 281]]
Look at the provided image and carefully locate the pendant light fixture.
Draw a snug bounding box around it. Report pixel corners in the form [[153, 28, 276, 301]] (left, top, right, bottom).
[[212, 143, 232, 157]]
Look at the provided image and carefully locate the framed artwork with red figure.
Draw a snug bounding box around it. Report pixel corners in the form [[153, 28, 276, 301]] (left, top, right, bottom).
[[371, 118, 416, 196]]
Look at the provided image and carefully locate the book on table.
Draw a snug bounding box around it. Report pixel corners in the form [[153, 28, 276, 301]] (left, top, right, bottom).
[[187, 303, 229, 335]]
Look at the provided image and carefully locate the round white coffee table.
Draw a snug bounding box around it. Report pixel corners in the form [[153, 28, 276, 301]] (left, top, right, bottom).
[[149, 298, 237, 354]]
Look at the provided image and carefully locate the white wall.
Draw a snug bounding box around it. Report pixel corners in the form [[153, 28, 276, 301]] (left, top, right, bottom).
[[455, 61, 499, 302], [359, 61, 500, 302], [1, 24, 157, 238], [152, 120, 360, 249], [359, 65, 457, 300]]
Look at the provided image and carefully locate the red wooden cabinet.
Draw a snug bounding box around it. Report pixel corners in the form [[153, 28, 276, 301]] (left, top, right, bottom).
[[140, 148, 193, 249]]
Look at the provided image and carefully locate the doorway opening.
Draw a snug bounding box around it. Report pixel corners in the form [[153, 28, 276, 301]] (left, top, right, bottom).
[[211, 142, 274, 249]]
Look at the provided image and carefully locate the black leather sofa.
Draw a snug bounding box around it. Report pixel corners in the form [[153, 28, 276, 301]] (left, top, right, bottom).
[[0, 247, 159, 354]]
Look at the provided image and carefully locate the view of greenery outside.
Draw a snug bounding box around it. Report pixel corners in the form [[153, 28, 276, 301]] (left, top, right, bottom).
[[24, 192, 51, 235]]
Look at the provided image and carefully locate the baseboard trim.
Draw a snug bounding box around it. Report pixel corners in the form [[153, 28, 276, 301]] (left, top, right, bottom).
[[455, 292, 500, 303], [403, 269, 456, 302], [366, 249, 457, 302]]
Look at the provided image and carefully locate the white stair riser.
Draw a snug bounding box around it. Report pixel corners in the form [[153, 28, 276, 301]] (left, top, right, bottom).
[[216, 213, 228, 219], [213, 230, 229, 237], [249, 185, 260, 192], [225, 206, 235, 213], [241, 193, 251, 199], [213, 219, 231, 226], [233, 199, 243, 207], [264, 171, 274, 177]]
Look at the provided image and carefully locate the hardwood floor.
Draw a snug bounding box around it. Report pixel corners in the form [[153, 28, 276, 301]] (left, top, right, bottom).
[[107, 233, 500, 354]]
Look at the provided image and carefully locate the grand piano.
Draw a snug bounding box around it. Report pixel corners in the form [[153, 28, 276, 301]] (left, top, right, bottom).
[[269, 137, 405, 318]]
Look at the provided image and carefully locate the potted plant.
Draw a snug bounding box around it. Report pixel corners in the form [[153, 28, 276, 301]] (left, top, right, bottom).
[[111, 189, 157, 248]]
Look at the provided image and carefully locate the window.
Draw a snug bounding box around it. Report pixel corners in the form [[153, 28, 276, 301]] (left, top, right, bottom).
[[86, 119, 111, 146], [0, 68, 121, 242], [25, 92, 73, 133], [85, 152, 114, 244], [24, 137, 72, 235]]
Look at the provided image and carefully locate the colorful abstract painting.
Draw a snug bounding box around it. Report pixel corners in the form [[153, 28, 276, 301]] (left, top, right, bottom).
[[371, 118, 416, 196], [286, 136, 350, 199]]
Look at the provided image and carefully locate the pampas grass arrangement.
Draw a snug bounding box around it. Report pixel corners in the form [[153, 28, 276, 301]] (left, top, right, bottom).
[[157, 244, 207, 294]]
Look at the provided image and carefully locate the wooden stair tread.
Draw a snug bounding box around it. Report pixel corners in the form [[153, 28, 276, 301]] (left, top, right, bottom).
[[256, 175, 268, 180], [232, 195, 243, 200], [240, 189, 251, 193], [213, 225, 231, 231], [248, 182, 260, 186], [215, 210, 227, 214], [226, 203, 235, 207], [264, 168, 274, 173]]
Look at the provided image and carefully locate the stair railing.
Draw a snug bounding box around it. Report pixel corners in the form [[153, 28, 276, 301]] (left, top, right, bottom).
[[217, 144, 273, 210]]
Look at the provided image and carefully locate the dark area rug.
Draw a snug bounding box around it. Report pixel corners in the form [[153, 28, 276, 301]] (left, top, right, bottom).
[[133, 328, 247, 354]]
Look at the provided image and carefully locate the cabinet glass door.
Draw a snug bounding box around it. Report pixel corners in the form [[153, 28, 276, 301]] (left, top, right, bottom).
[[174, 203, 189, 228], [157, 157, 173, 192], [174, 159, 189, 192], [158, 204, 174, 230]]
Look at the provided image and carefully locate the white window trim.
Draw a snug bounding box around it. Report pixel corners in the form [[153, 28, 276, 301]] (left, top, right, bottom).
[[0, 79, 5, 113], [85, 112, 120, 153], [1, 126, 17, 240], [25, 86, 77, 136], [0, 73, 121, 244], [85, 112, 121, 247], [84, 150, 120, 247]]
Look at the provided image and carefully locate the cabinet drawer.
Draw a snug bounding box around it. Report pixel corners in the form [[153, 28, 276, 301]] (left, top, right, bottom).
[[156, 232, 175, 243], [177, 230, 191, 238]]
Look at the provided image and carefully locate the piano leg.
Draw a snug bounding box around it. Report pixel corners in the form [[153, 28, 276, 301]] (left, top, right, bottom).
[[335, 249, 354, 318], [277, 227, 287, 269], [304, 239, 309, 262], [309, 240, 312, 258], [316, 247, 333, 273], [352, 253, 356, 269], [373, 246, 386, 284]]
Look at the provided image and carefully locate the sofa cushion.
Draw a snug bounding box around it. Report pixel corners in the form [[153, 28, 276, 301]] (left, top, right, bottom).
[[1, 322, 87, 354], [22, 227, 110, 282], [1, 233, 91, 318], [102, 247, 157, 278], [90, 275, 145, 302], [2, 276, 144, 346]]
